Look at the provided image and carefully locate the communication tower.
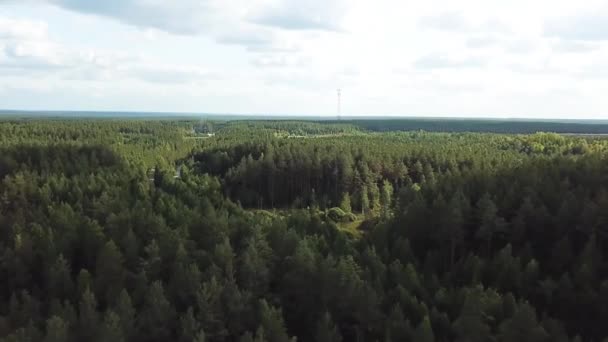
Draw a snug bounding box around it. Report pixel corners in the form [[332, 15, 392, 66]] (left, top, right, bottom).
[[337, 88, 341, 120]]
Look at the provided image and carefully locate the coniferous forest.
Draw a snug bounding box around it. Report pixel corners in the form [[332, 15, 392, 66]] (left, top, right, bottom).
[[2, 118, 608, 342]]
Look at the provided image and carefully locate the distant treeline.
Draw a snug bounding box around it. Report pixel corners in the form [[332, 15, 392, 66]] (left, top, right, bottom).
[[324, 119, 608, 134], [206, 119, 608, 135], [5, 114, 608, 134]]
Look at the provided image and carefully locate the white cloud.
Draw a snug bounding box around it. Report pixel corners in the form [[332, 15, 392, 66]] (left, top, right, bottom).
[[544, 5, 608, 41], [419, 11, 511, 34], [47, 0, 217, 35], [1, 0, 608, 118], [414, 54, 487, 69], [466, 35, 500, 48], [1, 41, 65, 69], [552, 40, 600, 53], [125, 64, 218, 84], [0, 15, 222, 85], [505, 39, 537, 54], [0, 17, 68, 71], [250, 54, 309, 68], [0, 17, 48, 40], [215, 28, 278, 50], [249, 0, 348, 31]]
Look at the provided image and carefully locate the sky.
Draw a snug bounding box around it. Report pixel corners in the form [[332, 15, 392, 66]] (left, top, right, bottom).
[[0, 0, 608, 118]]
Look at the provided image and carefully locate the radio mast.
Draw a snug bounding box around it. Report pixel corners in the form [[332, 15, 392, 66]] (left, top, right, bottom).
[[337, 88, 341, 120]]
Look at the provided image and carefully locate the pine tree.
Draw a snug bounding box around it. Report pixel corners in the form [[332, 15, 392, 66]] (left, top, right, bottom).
[[78, 288, 99, 341], [551, 237, 574, 275], [315, 312, 342, 342], [47, 254, 74, 301], [100, 310, 124, 342], [370, 182, 381, 214], [386, 304, 411, 341], [339, 192, 352, 213], [238, 234, 271, 296], [120, 228, 139, 270], [446, 190, 467, 267], [95, 240, 125, 305], [2, 320, 42, 342], [254, 327, 268, 342], [429, 307, 450, 341], [502, 293, 517, 319], [214, 238, 235, 278], [360, 185, 370, 215], [413, 316, 434, 342], [196, 277, 227, 340], [76, 269, 92, 299], [499, 303, 548, 342], [452, 289, 491, 342], [263, 147, 277, 207], [49, 300, 77, 331], [169, 244, 202, 307], [475, 193, 500, 255], [380, 180, 394, 217], [43, 316, 69, 342], [138, 281, 175, 342], [143, 240, 162, 280], [114, 289, 135, 339], [258, 299, 291, 342], [394, 161, 409, 188], [239, 331, 255, 342], [522, 259, 540, 295], [194, 329, 206, 342], [412, 160, 424, 182], [8, 290, 41, 330], [179, 307, 200, 342]]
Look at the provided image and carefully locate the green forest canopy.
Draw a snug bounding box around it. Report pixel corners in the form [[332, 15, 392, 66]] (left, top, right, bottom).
[[0, 118, 607, 342]]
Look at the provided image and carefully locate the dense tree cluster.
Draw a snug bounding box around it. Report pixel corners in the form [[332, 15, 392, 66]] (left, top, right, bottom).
[[0, 119, 607, 342], [0, 119, 197, 168], [195, 132, 595, 209], [214, 121, 361, 137]]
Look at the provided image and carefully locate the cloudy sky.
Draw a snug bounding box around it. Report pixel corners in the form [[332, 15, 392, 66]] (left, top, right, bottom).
[[1, 0, 607, 118]]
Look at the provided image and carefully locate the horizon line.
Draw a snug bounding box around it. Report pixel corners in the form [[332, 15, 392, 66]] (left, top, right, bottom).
[[0, 108, 607, 122]]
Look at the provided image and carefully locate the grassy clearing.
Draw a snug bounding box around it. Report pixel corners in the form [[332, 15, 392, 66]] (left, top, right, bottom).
[[336, 215, 365, 238], [246, 208, 366, 238]]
